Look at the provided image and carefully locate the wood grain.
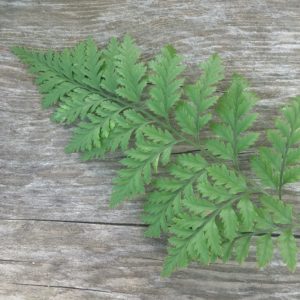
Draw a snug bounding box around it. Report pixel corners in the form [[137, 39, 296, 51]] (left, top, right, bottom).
[[0, 0, 300, 299], [0, 220, 300, 300]]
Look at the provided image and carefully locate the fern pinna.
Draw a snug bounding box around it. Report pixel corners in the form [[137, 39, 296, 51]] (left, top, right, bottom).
[[12, 35, 299, 276]]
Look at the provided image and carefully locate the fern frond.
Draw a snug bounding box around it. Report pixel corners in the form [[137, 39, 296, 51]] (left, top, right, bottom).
[[143, 153, 207, 237], [162, 200, 231, 276], [52, 91, 104, 124], [260, 195, 292, 225], [162, 166, 252, 275], [108, 109, 148, 152], [185, 54, 224, 113], [115, 35, 147, 102], [110, 126, 177, 207], [65, 101, 124, 153], [206, 164, 247, 194], [252, 96, 300, 199], [12, 37, 300, 277], [78, 109, 149, 160], [101, 37, 120, 93], [12, 39, 104, 109], [147, 46, 185, 118], [82, 37, 104, 89], [206, 75, 259, 166], [176, 54, 223, 140]]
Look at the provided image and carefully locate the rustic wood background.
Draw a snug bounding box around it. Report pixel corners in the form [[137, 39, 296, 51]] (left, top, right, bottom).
[[1, 0, 300, 299]]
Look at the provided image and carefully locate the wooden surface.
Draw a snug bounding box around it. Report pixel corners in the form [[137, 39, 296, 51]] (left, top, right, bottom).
[[1, 0, 300, 299]]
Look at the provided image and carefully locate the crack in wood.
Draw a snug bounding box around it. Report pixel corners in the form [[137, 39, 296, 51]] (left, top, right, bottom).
[[11, 282, 112, 294], [0, 218, 147, 227], [1, 219, 300, 239], [0, 259, 34, 264]]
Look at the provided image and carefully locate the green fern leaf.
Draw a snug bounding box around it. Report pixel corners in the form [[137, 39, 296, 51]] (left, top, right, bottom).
[[205, 140, 234, 161], [52, 91, 104, 124], [253, 97, 300, 199], [235, 235, 251, 264], [65, 101, 124, 153], [184, 196, 216, 215], [162, 214, 205, 276], [82, 37, 104, 89], [176, 54, 223, 139], [108, 109, 148, 151], [204, 218, 222, 256], [175, 102, 198, 136], [237, 197, 256, 230], [197, 174, 232, 202], [186, 54, 224, 113], [143, 153, 207, 237], [283, 166, 300, 184], [260, 195, 292, 224], [115, 35, 147, 102], [251, 155, 278, 189], [257, 234, 273, 268], [278, 229, 298, 272], [110, 127, 176, 207], [207, 75, 258, 164], [207, 164, 247, 194], [65, 114, 103, 152], [101, 37, 120, 93], [220, 206, 238, 240], [147, 46, 185, 118], [12, 39, 104, 109]]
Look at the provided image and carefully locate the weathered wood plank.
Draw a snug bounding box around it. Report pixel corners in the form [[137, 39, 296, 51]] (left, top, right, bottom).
[[0, 220, 299, 300], [1, 0, 300, 299]]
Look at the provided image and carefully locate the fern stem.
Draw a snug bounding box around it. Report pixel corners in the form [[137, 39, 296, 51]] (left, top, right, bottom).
[[195, 102, 201, 146], [278, 142, 290, 200], [235, 222, 293, 241], [232, 90, 240, 171], [278, 126, 294, 200]]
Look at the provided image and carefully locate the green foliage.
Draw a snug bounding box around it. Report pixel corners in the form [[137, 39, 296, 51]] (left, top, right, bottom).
[[206, 75, 259, 165], [52, 91, 104, 124], [143, 153, 207, 237], [252, 96, 300, 197], [101, 37, 120, 93], [256, 234, 273, 268], [235, 236, 251, 264], [115, 35, 147, 102], [147, 46, 185, 119], [110, 126, 176, 207], [278, 229, 298, 272], [12, 36, 300, 277], [176, 54, 224, 141]]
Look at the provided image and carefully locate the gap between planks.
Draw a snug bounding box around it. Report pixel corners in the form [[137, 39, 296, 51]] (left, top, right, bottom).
[[1, 218, 300, 239]]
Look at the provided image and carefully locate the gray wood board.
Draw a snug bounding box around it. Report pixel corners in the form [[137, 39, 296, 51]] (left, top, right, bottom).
[[0, 0, 300, 299], [1, 220, 300, 300]]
